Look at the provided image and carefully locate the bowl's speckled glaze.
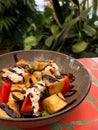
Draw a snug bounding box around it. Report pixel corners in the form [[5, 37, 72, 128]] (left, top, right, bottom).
[[0, 50, 91, 129]]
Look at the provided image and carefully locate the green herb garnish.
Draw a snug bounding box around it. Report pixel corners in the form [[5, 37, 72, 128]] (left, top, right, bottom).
[[41, 110, 49, 117]]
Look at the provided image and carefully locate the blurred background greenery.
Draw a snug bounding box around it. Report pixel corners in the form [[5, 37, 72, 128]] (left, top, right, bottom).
[[0, 0, 98, 58]]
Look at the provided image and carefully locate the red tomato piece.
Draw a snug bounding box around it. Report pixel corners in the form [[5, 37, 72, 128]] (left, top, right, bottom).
[[21, 96, 32, 113], [1, 81, 12, 103], [38, 101, 42, 112], [61, 76, 70, 95]]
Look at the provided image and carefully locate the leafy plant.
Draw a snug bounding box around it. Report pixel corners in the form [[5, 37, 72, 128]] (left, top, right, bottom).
[[0, 0, 37, 51], [0, 0, 98, 58], [49, 0, 98, 57]]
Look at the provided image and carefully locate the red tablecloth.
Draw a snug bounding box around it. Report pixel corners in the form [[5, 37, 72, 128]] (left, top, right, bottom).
[[0, 58, 98, 130]]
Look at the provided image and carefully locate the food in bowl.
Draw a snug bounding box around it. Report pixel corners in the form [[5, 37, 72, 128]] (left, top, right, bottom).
[[0, 50, 91, 128], [0, 59, 75, 118]]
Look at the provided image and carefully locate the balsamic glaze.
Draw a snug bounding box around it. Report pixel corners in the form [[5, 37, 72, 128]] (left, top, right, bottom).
[[33, 65, 49, 72], [18, 64, 27, 69], [64, 89, 77, 98], [56, 93, 66, 102], [0, 103, 18, 118], [68, 73, 75, 83], [42, 74, 58, 83], [11, 89, 26, 94], [67, 99, 77, 106], [12, 94, 23, 102], [21, 112, 37, 118], [29, 78, 34, 87]]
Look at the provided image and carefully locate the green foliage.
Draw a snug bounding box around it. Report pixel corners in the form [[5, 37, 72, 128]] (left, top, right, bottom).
[[23, 0, 98, 58], [72, 41, 88, 53], [49, 0, 98, 58], [24, 36, 38, 50], [0, 16, 16, 32], [0, 0, 37, 51], [0, 0, 98, 58]]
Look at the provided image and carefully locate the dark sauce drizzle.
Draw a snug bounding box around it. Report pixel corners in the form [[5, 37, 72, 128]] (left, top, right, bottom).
[[65, 89, 77, 98], [11, 89, 26, 102], [42, 74, 58, 83], [12, 94, 24, 103], [11, 89, 26, 94], [64, 74, 77, 106], [0, 103, 18, 118]]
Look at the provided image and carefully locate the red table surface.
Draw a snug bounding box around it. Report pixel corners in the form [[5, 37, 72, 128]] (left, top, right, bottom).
[[0, 58, 98, 130]]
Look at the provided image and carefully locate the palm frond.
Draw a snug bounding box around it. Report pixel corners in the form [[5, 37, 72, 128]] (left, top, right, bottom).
[[0, 2, 4, 13], [0, 0, 17, 9], [0, 16, 16, 32], [51, 17, 79, 51]]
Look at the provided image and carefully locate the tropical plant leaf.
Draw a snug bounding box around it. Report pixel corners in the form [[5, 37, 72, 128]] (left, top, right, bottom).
[[83, 24, 96, 37], [51, 17, 79, 51], [50, 24, 60, 38], [0, 16, 16, 32], [24, 35, 38, 50], [72, 41, 88, 53], [0, 0, 17, 9], [24, 36, 38, 47], [45, 36, 54, 47], [0, 2, 4, 13], [50, 0, 63, 28]]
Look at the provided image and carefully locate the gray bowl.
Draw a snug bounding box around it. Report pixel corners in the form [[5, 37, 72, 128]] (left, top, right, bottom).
[[0, 50, 91, 129]]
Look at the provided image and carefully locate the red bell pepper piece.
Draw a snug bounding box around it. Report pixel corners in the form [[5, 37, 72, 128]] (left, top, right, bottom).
[[61, 76, 70, 95], [21, 96, 42, 114], [38, 101, 42, 112], [21, 96, 33, 113], [1, 81, 12, 103]]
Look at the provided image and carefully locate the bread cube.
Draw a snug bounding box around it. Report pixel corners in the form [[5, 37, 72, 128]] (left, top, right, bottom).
[[33, 60, 53, 70], [16, 59, 29, 65], [33, 71, 42, 81], [0, 108, 11, 118], [42, 75, 65, 95], [42, 92, 67, 114]]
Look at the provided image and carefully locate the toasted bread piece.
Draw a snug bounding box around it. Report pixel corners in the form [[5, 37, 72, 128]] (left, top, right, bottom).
[[42, 74, 65, 95], [49, 78, 65, 95], [42, 69, 55, 77], [16, 59, 29, 65], [7, 101, 20, 118], [0, 103, 20, 118], [28, 75, 38, 84], [0, 107, 11, 118], [6, 84, 26, 118], [9, 84, 26, 102], [42, 92, 67, 114], [33, 71, 42, 81], [33, 60, 53, 70]]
